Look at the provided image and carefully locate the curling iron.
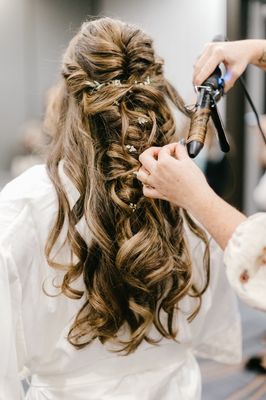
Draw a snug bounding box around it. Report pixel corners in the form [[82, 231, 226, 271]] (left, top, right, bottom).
[[186, 64, 230, 158]]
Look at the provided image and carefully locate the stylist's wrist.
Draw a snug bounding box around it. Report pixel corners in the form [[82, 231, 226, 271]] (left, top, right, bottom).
[[244, 39, 266, 66], [185, 184, 217, 220]]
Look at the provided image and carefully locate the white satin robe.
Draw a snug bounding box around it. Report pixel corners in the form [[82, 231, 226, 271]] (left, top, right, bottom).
[[0, 163, 242, 400]]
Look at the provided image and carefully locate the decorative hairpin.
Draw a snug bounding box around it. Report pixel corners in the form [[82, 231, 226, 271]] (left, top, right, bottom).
[[112, 80, 122, 87], [129, 203, 137, 212], [126, 144, 137, 153], [143, 76, 151, 85], [138, 116, 148, 125], [94, 81, 105, 91], [85, 79, 122, 93], [134, 76, 151, 86], [86, 76, 151, 93]]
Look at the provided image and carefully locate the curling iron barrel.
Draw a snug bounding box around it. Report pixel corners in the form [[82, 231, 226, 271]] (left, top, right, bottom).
[[186, 66, 224, 158]]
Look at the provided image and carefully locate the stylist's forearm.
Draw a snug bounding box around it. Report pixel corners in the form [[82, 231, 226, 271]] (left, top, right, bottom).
[[187, 187, 246, 250], [249, 39, 266, 70]]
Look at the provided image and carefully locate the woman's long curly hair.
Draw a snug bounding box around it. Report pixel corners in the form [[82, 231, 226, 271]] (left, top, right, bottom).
[[44, 17, 210, 354]]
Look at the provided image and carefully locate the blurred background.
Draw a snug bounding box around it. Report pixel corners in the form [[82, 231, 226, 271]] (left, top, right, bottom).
[[0, 0, 265, 398]]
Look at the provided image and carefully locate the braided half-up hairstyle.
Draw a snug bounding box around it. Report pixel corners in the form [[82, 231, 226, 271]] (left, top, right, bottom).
[[44, 17, 210, 354]]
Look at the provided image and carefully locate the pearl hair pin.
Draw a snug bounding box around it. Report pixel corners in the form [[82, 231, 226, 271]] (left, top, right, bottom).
[[126, 145, 137, 153], [138, 116, 148, 125], [129, 203, 137, 212]]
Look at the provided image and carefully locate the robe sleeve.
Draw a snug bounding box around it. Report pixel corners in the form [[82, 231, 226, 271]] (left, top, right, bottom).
[[0, 244, 25, 399], [224, 213, 266, 311], [0, 190, 34, 399]]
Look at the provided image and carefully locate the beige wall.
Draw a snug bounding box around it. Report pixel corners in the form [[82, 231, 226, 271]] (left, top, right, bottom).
[[0, 0, 96, 169]]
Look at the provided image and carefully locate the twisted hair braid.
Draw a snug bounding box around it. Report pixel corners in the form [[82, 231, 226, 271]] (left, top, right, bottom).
[[44, 17, 210, 354]]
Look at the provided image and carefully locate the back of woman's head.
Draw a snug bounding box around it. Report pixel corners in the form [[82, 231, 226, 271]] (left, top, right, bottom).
[[45, 17, 210, 354]]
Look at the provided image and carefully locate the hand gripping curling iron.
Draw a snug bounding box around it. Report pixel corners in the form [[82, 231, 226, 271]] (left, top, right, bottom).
[[186, 35, 266, 158]]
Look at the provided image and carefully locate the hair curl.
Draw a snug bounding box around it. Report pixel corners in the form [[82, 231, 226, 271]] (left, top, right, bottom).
[[44, 17, 210, 354]]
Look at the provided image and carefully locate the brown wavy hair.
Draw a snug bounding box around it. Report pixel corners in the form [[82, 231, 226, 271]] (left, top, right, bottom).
[[44, 17, 210, 354]]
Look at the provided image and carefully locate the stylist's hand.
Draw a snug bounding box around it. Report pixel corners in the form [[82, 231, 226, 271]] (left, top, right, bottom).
[[193, 39, 266, 92], [137, 143, 211, 212]]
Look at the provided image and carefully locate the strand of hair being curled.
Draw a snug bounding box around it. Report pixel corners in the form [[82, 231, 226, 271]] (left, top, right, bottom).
[[44, 17, 210, 354]]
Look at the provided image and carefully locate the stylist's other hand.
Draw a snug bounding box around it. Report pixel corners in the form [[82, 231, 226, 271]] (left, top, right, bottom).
[[193, 40, 266, 93], [137, 143, 209, 212]]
